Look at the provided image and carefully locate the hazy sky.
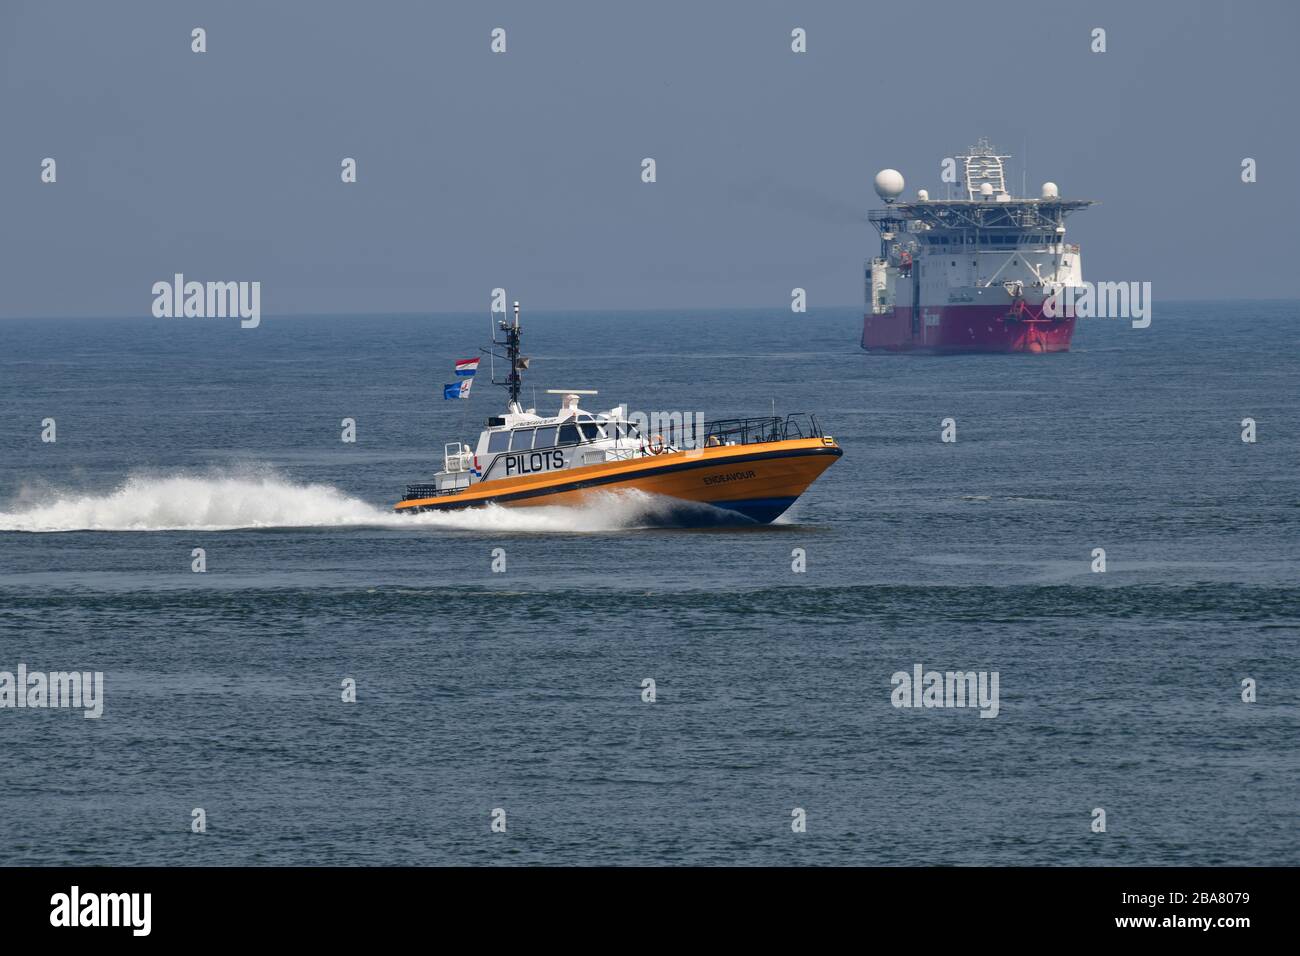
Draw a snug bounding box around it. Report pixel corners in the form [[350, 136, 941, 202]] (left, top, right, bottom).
[[2, 0, 1297, 318]]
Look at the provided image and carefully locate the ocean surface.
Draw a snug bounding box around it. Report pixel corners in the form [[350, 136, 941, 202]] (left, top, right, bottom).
[[1, 304, 1296, 866]]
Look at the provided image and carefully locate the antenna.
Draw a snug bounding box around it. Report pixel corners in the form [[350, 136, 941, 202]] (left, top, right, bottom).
[[956, 139, 1010, 200], [486, 299, 527, 407], [507, 301, 522, 406]]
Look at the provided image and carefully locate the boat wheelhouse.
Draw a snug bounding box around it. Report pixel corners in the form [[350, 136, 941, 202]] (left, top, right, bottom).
[[407, 397, 651, 499]]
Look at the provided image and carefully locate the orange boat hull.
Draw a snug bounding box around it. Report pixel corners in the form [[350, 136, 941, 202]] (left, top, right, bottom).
[[394, 437, 842, 523]]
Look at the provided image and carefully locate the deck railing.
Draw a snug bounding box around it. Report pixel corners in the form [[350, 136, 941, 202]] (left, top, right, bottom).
[[661, 413, 823, 450]]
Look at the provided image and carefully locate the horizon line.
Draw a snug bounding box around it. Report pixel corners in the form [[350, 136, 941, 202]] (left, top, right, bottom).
[[2, 297, 1297, 322]]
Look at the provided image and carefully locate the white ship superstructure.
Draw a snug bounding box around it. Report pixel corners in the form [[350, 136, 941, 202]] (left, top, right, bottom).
[[863, 139, 1097, 353]]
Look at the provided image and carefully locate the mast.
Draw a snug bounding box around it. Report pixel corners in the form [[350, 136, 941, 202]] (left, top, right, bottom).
[[490, 300, 527, 409], [956, 138, 1011, 200]]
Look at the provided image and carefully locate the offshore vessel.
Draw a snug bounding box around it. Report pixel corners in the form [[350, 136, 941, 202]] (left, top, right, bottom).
[[394, 303, 841, 523], [863, 139, 1096, 353]]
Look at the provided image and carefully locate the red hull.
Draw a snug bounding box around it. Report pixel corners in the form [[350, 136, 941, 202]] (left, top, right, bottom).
[[861, 305, 1075, 354]]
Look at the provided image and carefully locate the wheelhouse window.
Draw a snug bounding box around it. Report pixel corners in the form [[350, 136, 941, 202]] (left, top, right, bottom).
[[487, 430, 510, 453], [578, 421, 606, 441], [557, 423, 581, 445], [508, 429, 535, 451], [533, 426, 557, 448]]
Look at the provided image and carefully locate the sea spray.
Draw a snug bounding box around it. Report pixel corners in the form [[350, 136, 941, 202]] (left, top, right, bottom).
[[0, 471, 751, 533]]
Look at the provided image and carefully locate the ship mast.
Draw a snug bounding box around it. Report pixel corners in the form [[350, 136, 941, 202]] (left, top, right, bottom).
[[956, 138, 1011, 200], [490, 300, 528, 410]]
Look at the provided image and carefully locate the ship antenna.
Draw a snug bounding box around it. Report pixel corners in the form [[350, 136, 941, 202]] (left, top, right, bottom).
[[507, 300, 523, 407], [486, 299, 528, 409]]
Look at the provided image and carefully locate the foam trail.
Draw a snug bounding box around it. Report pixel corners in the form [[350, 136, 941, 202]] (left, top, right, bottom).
[[0, 472, 749, 533]]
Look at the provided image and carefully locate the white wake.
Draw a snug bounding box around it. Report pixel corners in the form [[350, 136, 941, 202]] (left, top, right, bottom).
[[0, 471, 740, 533]]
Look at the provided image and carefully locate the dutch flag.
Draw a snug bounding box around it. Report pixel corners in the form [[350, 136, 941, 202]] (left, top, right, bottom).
[[454, 358, 480, 376], [443, 379, 473, 400]]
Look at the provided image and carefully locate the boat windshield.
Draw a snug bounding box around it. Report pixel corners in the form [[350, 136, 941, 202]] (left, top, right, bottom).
[[485, 418, 639, 455]]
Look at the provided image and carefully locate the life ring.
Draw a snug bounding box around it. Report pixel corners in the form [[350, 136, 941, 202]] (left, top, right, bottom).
[[649, 434, 665, 455]]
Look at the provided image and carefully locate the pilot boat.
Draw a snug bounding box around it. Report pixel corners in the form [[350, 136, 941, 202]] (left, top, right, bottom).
[[394, 303, 841, 523]]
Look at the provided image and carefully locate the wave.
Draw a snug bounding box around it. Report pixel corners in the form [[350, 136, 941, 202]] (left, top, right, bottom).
[[0, 470, 751, 533]]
